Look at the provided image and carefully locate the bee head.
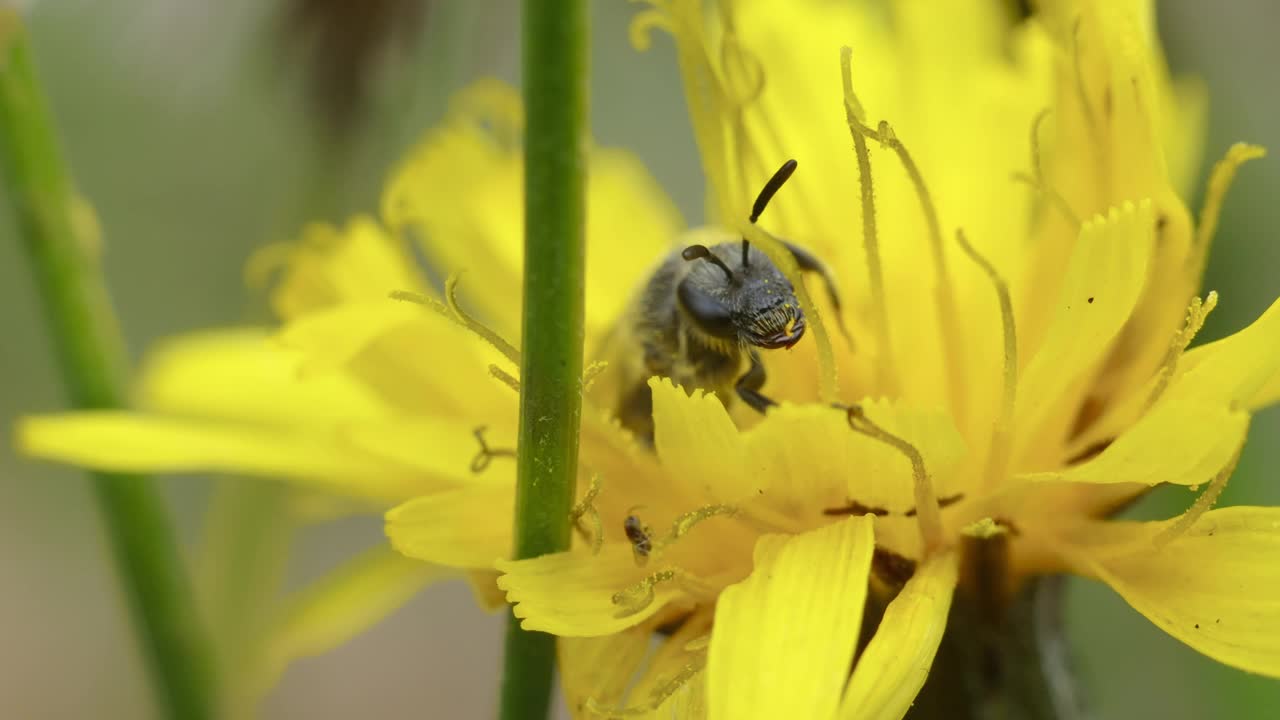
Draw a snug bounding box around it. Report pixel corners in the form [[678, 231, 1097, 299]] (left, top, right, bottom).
[[676, 158, 808, 350], [677, 243, 806, 349]]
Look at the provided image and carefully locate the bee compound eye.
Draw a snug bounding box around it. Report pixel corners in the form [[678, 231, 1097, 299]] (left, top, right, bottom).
[[677, 278, 738, 339]]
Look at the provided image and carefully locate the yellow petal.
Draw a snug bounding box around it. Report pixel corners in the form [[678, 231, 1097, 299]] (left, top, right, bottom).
[[342, 418, 515, 487], [275, 300, 423, 377], [267, 216, 426, 320], [383, 80, 681, 340], [1014, 380, 1248, 488], [385, 483, 513, 569], [613, 611, 714, 719], [559, 626, 653, 717], [261, 548, 447, 686], [136, 328, 388, 428], [1055, 507, 1280, 678], [495, 544, 707, 637], [743, 400, 967, 529], [837, 550, 958, 720], [17, 412, 421, 502], [706, 516, 875, 720], [1014, 202, 1154, 467], [650, 377, 747, 503], [1179, 296, 1280, 412], [583, 149, 684, 334]]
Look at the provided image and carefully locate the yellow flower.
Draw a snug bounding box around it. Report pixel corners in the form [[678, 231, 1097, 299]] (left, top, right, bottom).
[[14, 1, 1280, 719]]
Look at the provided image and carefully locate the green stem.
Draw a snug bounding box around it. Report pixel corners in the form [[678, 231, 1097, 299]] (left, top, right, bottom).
[[499, 1, 588, 718], [0, 13, 218, 719]]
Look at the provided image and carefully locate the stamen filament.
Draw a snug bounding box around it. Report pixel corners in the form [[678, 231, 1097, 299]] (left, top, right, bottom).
[[1145, 292, 1218, 410], [1192, 143, 1266, 276], [956, 229, 1018, 490], [569, 472, 604, 555], [841, 47, 897, 395], [489, 364, 521, 392], [662, 504, 738, 547], [585, 654, 707, 717], [611, 567, 711, 618], [391, 283, 522, 369], [1152, 448, 1242, 550], [445, 272, 521, 365], [845, 406, 944, 552], [838, 77, 965, 418], [1012, 172, 1083, 228]]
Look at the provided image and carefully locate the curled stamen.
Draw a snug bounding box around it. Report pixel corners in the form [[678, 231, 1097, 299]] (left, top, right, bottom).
[[1012, 172, 1083, 228], [470, 426, 516, 474], [569, 473, 604, 556], [1029, 108, 1051, 183], [489, 364, 521, 393], [956, 229, 1018, 490], [391, 285, 523, 380], [1152, 448, 1242, 550], [1192, 143, 1266, 275], [389, 288, 450, 315], [1145, 292, 1218, 410], [611, 569, 677, 618], [844, 405, 944, 552], [628, 8, 673, 51], [663, 504, 738, 545], [841, 47, 896, 395], [444, 272, 521, 365]]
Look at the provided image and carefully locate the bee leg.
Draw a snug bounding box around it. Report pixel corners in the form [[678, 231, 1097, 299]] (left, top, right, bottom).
[[735, 352, 776, 414]]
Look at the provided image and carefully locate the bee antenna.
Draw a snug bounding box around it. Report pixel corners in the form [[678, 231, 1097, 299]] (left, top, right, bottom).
[[681, 244, 734, 281], [744, 159, 799, 266]]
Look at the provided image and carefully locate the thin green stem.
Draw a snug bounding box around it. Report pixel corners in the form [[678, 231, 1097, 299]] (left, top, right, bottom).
[[499, 1, 588, 719], [0, 13, 218, 719]]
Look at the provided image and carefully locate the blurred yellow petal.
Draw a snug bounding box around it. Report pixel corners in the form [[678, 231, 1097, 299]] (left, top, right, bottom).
[[347, 309, 519, 419], [267, 216, 425, 320], [496, 544, 706, 637], [275, 300, 422, 377], [1179, 296, 1280, 411], [706, 515, 874, 720], [1056, 507, 1280, 678], [383, 80, 681, 339], [615, 611, 713, 719], [559, 626, 652, 717], [344, 418, 514, 487], [583, 148, 684, 334], [838, 550, 958, 720], [17, 412, 421, 502], [262, 548, 448, 686], [1014, 202, 1154, 466], [137, 328, 388, 428], [385, 483, 513, 569]]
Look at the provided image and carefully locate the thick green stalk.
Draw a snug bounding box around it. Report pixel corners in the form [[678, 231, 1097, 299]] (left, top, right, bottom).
[[0, 13, 218, 719], [499, 1, 588, 718]]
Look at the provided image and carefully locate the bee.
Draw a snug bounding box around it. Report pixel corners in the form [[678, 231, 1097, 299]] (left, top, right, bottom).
[[601, 159, 844, 442]]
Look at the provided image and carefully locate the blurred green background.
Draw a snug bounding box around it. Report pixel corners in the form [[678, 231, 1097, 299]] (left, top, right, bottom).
[[1, 1, 1276, 718]]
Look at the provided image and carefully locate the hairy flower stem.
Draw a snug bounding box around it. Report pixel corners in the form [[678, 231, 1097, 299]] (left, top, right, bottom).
[[498, 1, 588, 718], [0, 13, 218, 719]]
